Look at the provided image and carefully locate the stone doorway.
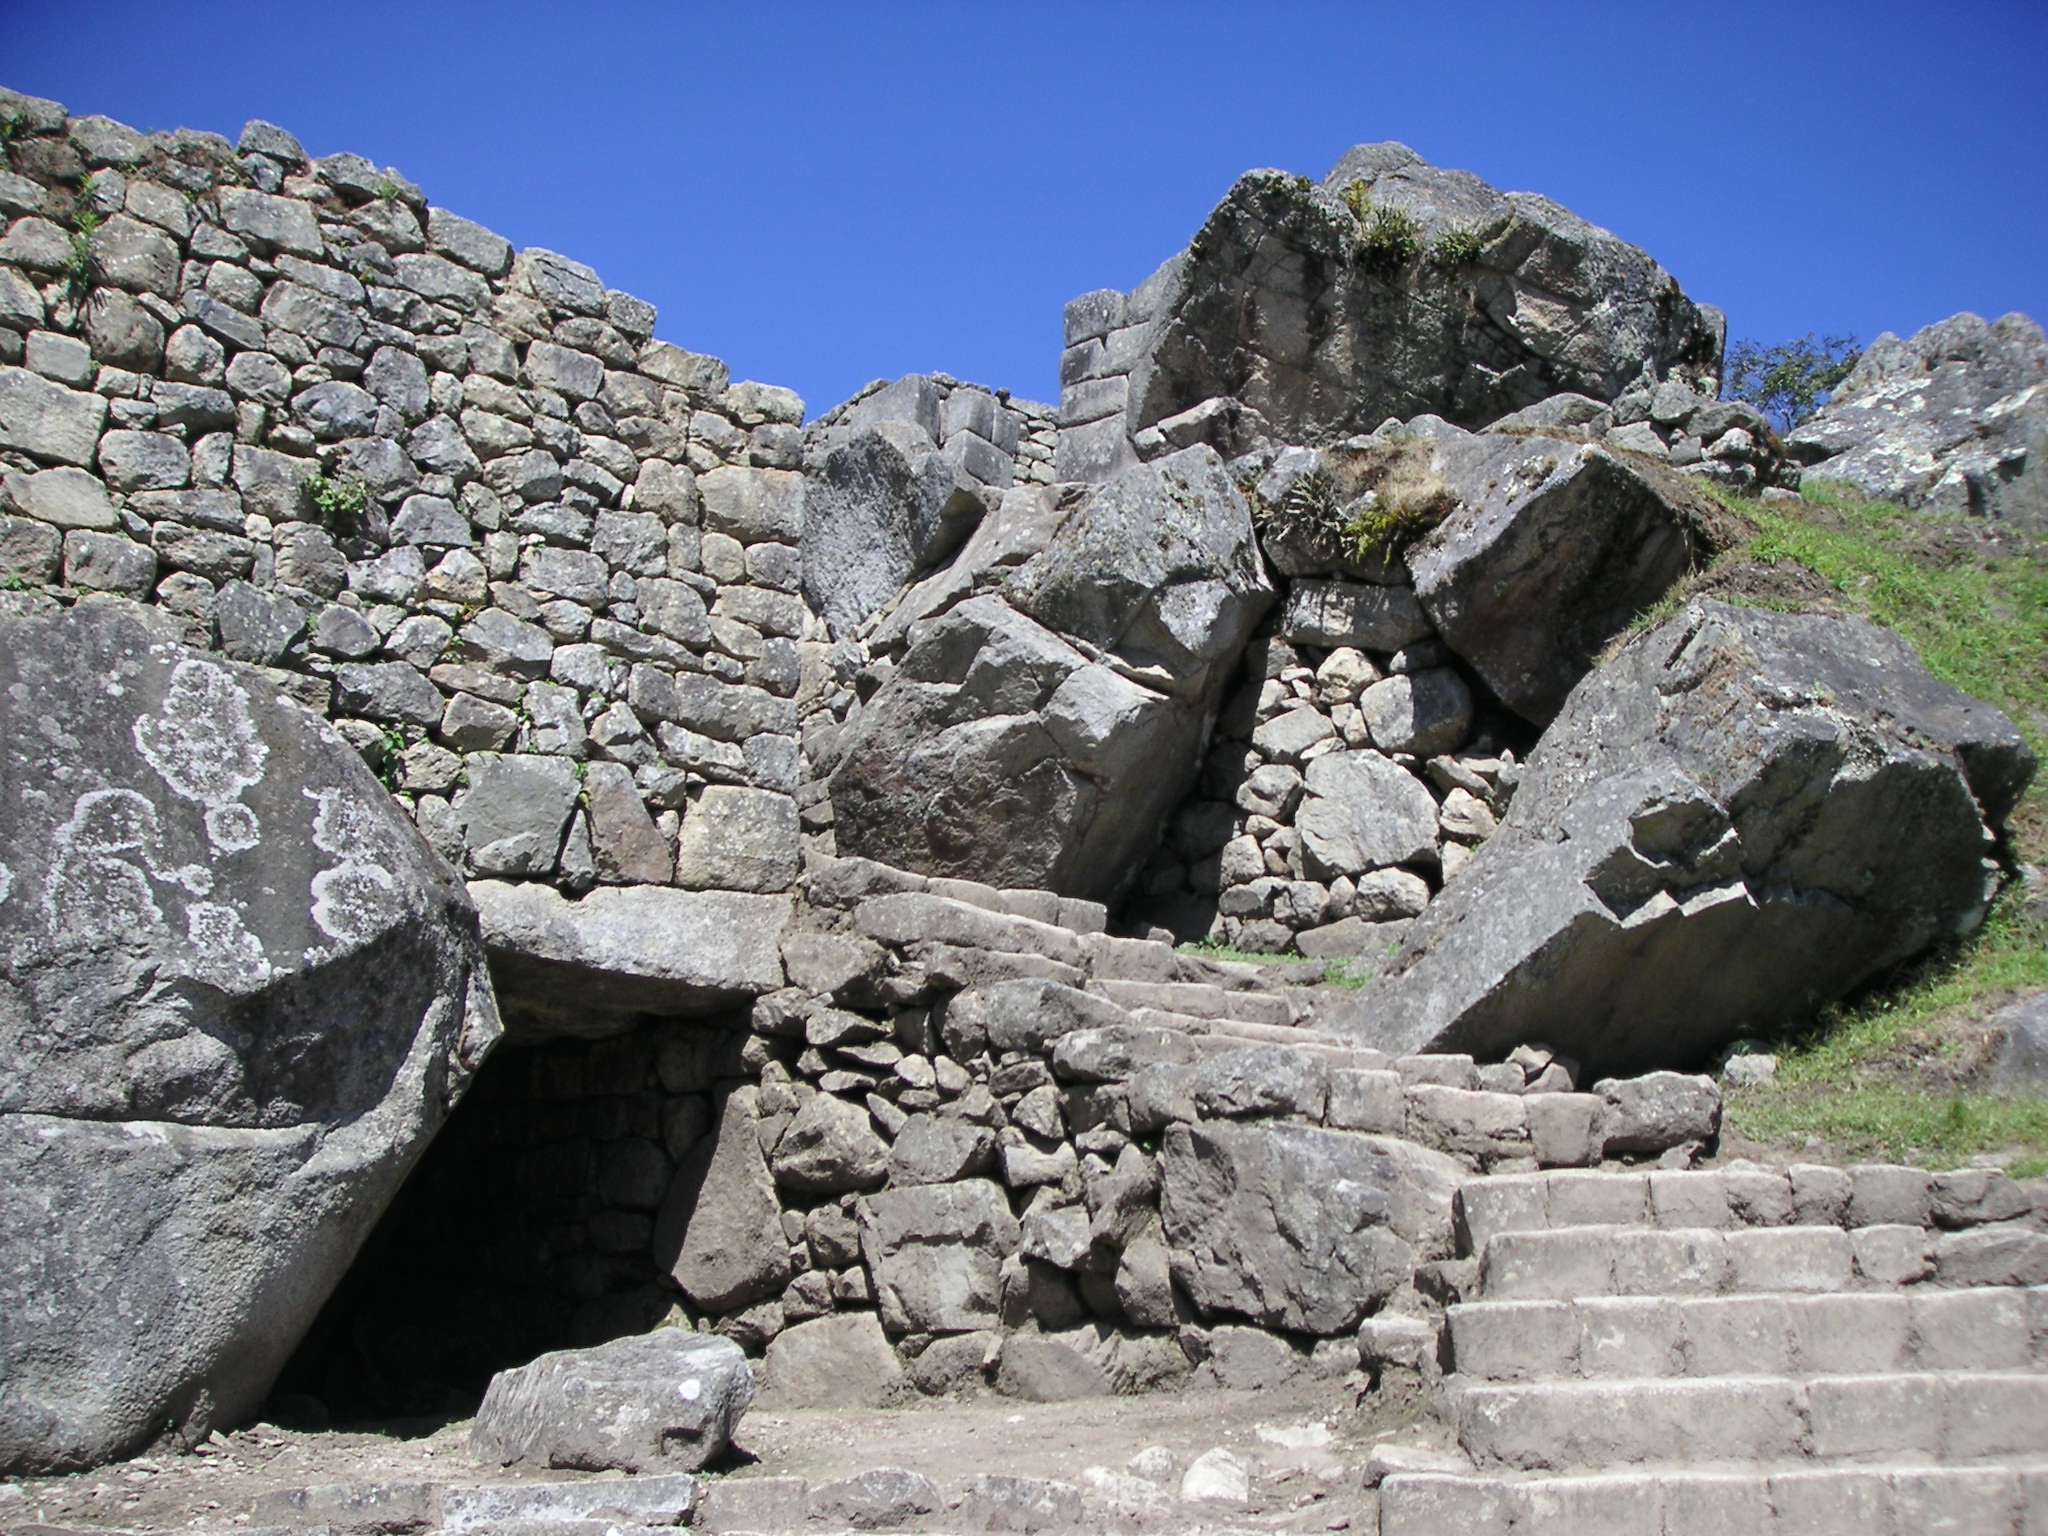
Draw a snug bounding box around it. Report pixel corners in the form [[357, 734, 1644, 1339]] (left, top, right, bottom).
[[272, 1008, 751, 1424]]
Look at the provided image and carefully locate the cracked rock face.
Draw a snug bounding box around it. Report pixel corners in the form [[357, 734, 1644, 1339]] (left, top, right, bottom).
[[826, 446, 1273, 902], [0, 601, 498, 1474], [1103, 144, 1724, 461], [1333, 599, 2034, 1076]]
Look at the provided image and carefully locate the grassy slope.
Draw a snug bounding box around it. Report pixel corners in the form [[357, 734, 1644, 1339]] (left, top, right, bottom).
[[1690, 480, 2048, 1175]]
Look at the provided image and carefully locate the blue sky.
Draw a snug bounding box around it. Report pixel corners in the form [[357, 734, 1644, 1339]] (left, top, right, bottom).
[[5, 2, 2043, 419]]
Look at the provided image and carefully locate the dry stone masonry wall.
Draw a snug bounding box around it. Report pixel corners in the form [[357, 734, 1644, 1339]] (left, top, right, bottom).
[[0, 82, 2040, 1502], [0, 87, 816, 911]]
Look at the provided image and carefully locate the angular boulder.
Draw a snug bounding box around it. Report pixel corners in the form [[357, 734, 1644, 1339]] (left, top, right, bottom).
[[653, 1087, 792, 1312], [802, 418, 987, 636], [858, 1178, 1022, 1333], [1062, 144, 1723, 478], [1159, 1119, 1464, 1334], [1334, 600, 2034, 1075], [0, 599, 498, 1473], [1409, 429, 1738, 724], [827, 448, 1273, 900], [1788, 310, 2046, 529], [471, 1329, 752, 1473]]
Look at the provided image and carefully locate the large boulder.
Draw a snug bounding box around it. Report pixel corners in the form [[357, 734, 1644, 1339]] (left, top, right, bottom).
[[1788, 311, 2047, 529], [801, 419, 986, 637], [1058, 144, 1723, 480], [471, 1329, 752, 1473], [826, 447, 1273, 901], [1333, 600, 2035, 1075], [1159, 1120, 1464, 1334], [0, 599, 498, 1473], [1409, 429, 1739, 724]]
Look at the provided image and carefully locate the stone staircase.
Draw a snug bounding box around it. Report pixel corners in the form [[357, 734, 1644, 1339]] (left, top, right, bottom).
[[1379, 1165, 2048, 1533]]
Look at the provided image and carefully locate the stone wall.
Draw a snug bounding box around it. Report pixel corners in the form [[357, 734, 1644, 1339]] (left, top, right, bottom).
[[0, 86, 816, 911]]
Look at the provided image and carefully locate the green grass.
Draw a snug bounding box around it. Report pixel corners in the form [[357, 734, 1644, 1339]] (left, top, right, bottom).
[[1687, 480, 2048, 1171]]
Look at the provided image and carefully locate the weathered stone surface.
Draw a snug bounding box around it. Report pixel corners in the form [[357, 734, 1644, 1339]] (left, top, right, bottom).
[[653, 1089, 791, 1312], [1409, 431, 1735, 724], [832, 451, 1270, 901], [810, 1466, 940, 1528], [1278, 579, 1432, 651], [0, 366, 108, 466], [1086, 145, 1721, 473], [859, 1178, 1021, 1333], [1789, 311, 2047, 529], [1359, 667, 1473, 756], [802, 417, 984, 636], [1159, 1120, 1463, 1334], [890, 1114, 998, 1185], [0, 602, 497, 1473], [1336, 601, 2033, 1074], [470, 880, 790, 1033], [760, 1312, 905, 1410], [1295, 749, 1440, 878], [771, 1090, 890, 1192], [1597, 1072, 1721, 1154], [672, 785, 799, 893], [471, 1330, 751, 1473]]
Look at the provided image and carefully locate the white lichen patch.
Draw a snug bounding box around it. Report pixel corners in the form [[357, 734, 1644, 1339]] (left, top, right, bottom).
[[43, 789, 169, 951], [181, 902, 273, 990], [304, 787, 400, 947], [133, 659, 268, 854]]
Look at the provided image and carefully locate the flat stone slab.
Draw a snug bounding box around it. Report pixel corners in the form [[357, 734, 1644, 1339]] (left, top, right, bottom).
[[471, 879, 791, 1033]]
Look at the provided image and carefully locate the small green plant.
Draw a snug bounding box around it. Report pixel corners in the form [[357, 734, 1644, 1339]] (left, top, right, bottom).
[[1360, 204, 1421, 272], [1432, 223, 1485, 268], [1342, 441, 1456, 558], [305, 472, 369, 530], [1254, 467, 1349, 563], [0, 573, 28, 592], [62, 176, 103, 289], [376, 726, 407, 790], [0, 110, 27, 143], [373, 176, 402, 202], [1339, 178, 1371, 221], [1723, 333, 1861, 431]]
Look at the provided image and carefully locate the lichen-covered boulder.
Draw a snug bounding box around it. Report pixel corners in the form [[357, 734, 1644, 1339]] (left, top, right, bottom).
[[0, 598, 498, 1473], [1788, 310, 2046, 529], [1062, 143, 1724, 479], [1334, 600, 2035, 1075]]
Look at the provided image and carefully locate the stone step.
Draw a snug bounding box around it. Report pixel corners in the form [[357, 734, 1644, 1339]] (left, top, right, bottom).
[[1446, 1286, 2048, 1382], [1448, 1370, 2048, 1472], [1086, 977, 1301, 1026], [1453, 1164, 2038, 1256], [1475, 1221, 2039, 1301], [1380, 1461, 2048, 1536]]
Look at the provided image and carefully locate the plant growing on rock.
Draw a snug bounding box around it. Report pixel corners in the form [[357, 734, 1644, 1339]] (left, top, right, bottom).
[[1432, 223, 1485, 268], [306, 472, 369, 531], [61, 174, 102, 290], [1342, 441, 1456, 557]]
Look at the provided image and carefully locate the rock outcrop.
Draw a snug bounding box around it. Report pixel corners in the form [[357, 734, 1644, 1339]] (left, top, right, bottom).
[[1333, 599, 2034, 1075], [1788, 310, 2047, 528], [824, 446, 1273, 902], [1055, 143, 1725, 482], [0, 599, 498, 1473]]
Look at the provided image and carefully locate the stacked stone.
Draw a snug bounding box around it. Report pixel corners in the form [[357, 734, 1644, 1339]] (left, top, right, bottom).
[[1053, 272, 1174, 484], [627, 852, 1724, 1397], [0, 87, 813, 899], [1494, 379, 1796, 491], [1134, 587, 1513, 957], [803, 371, 1052, 494]]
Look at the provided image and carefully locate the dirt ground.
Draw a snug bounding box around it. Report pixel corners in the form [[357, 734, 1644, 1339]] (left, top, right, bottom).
[[1, 1376, 1440, 1534]]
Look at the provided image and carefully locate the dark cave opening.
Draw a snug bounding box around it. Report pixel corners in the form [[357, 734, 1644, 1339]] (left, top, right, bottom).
[[272, 1011, 751, 1425]]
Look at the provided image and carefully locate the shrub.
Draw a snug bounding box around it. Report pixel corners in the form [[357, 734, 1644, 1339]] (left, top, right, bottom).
[[1723, 333, 1861, 431], [1360, 204, 1420, 271]]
